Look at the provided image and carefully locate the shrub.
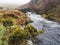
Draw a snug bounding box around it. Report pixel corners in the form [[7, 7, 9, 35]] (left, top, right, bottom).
[[8, 24, 43, 45]]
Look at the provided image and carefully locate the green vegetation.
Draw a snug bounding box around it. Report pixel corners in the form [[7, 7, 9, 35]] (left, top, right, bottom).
[[0, 10, 44, 45], [42, 13, 54, 19], [2, 18, 13, 28], [8, 24, 44, 45], [42, 12, 60, 22]]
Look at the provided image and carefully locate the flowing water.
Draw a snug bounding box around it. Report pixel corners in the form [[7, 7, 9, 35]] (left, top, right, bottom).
[[27, 12, 60, 45]]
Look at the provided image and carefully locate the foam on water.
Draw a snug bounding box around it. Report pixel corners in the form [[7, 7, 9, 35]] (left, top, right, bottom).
[[26, 12, 60, 45]]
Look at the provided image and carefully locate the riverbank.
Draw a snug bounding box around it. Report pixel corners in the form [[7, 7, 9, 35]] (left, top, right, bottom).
[[42, 13, 60, 23]]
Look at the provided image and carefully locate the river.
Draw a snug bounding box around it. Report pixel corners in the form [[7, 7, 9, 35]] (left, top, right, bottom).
[[26, 12, 60, 45]]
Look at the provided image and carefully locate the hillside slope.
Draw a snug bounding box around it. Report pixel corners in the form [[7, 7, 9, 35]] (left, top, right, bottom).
[[18, 0, 60, 14], [18, 0, 60, 22]]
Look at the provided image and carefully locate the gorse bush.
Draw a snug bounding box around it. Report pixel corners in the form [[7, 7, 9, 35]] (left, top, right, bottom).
[[8, 24, 44, 45], [8, 24, 39, 45]]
